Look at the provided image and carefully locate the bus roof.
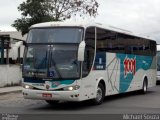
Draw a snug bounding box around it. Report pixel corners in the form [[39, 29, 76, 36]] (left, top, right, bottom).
[[30, 21, 154, 41]]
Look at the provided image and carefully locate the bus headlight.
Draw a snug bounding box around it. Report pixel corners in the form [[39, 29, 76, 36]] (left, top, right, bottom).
[[63, 85, 80, 91], [23, 84, 34, 89]]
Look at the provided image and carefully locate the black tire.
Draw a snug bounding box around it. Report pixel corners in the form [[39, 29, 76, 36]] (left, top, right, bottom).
[[45, 100, 59, 105], [92, 83, 105, 105], [141, 78, 148, 94]]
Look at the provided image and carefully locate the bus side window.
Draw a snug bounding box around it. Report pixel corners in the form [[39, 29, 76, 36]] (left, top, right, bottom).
[[96, 28, 117, 53], [82, 27, 96, 77]]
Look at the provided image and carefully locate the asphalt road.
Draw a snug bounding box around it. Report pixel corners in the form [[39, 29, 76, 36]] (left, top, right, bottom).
[[0, 85, 160, 115]]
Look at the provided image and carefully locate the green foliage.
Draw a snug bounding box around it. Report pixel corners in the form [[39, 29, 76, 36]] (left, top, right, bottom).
[[12, 0, 99, 35]]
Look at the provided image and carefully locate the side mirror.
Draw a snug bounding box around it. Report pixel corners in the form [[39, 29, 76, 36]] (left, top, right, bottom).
[[78, 41, 86, 61]]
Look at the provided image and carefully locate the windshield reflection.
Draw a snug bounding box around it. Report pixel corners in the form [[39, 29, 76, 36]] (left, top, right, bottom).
[[27, 27, 83, 44]]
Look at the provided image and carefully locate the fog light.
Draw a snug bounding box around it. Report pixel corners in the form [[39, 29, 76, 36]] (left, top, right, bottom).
[[23, 92, 28, 96], [75, 94, 79, 97], [71, 95, 74, 98]]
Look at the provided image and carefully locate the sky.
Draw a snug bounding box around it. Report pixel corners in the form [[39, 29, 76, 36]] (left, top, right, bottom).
[[0, 0, 160, 43]]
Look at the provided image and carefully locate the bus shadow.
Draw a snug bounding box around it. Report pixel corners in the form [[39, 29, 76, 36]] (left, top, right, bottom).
[[103, 90, 154, 103], [32, 90, 154, 111], [32, 100, 95, 111]]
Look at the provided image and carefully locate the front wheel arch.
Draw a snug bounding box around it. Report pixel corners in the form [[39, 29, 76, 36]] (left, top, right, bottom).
[[92, 80, 106, 105], [95, 78, 106, 96]]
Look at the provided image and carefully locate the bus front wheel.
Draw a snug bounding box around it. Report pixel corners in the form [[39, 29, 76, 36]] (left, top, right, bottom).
[[92, 83, 105, 105]]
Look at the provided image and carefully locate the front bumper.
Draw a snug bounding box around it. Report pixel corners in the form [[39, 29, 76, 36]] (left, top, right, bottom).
[[23, 89, 81, 101]]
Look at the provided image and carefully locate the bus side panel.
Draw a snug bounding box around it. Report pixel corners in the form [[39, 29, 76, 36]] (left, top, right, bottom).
[[79, 52, 120, 101], [105, 53, 156, 95], [116, 53, 156, 93], [105, 53, 120, 95], [79, 52, 156, 101], [126, 55, 156, 91], [79, 71, 104, 101], [79, 52, 121, 101], [147, 56, 157, 87]]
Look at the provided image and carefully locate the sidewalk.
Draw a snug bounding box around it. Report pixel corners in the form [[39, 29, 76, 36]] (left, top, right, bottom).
[[0, 86, 22, 95]]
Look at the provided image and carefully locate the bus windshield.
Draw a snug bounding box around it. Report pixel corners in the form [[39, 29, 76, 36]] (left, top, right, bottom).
[[23, 45, 80, 79], [27, 27, 83, 43], [157, 51, 160, 71], [23, 27, 83, 79]]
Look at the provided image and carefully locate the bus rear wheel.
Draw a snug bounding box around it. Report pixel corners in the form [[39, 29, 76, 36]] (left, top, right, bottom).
[[45, 100, 59, 105], [92, 83, 105, 105], [141, 78, 148, 94]]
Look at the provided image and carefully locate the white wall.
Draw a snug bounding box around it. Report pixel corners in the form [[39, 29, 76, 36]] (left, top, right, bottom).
[[0, 65, 22, 87]]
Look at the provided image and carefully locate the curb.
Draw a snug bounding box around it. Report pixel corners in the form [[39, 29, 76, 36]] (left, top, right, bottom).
[[0, 90, 22, 95]]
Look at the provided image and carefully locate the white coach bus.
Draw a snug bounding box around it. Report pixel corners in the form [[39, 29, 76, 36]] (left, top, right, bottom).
[[22, 22, 157, 105]]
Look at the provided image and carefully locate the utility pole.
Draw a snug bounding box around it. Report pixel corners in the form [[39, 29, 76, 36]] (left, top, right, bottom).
[[0, 35, 10, 64], [0, 36, 4, 64]]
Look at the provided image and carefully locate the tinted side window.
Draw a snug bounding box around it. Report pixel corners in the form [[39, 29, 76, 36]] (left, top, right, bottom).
[[117, 34, 143, 55], [117, 33, 156, 56], [96, 28, 121, 53], [96, 28, 156, 56], [150, 41, 156, 56]]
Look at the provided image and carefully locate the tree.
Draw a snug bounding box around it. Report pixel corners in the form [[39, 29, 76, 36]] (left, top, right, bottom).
[[12, 0, 99, 35]]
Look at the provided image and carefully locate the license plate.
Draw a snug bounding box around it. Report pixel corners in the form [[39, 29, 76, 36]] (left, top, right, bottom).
[[42, 93, 52, 98]]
